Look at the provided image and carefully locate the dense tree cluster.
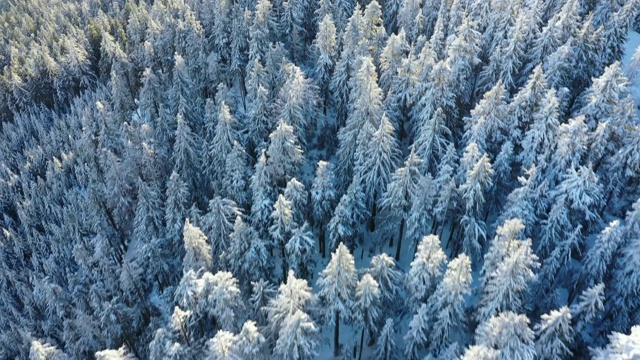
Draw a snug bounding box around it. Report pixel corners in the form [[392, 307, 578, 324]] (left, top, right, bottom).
[[2, 0, 640, 358]]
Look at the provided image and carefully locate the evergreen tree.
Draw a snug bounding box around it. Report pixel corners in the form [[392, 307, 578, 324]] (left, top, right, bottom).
[[266, 120, 304, 187], [570, 283, 605, 333], [264, 270, 314, 341], [458, 151, 494, 257], [207, 330, 237, 360], [463, 82, 509, 158], [222, 141, 251, 207], [311, 160, 337, 257], [426, 253, 473, 352], [327, 179, 368, 250], [336, 55, 384, 187], [172, 110, 200, 193], [183, 219, 212, 272], [273, 309, 319, 360], [201, 197, 242, 263], [478, 219, 540, 323], [534, 306, 573, 360], [355, 114, 402, 231], [375, 318, 398, 360], [284, 178, 308, 226], [368, 253, 404, 312], [317, 243, 357, 357], [379, 150, 423, 260], [405, 235, 447, 309], [286, 222, 315, 279], [475, 312, 536, 360], [270, 194, 296, 261], [519, 88, 560, 169], [591, 325, 640, 360], [207, 102, 240, 194], [404, 303, 429, 360], [313, 14, 338, 114], [354, 274, 382, 360], [583, 221, 623, 284], [235, 321, 266, 360]]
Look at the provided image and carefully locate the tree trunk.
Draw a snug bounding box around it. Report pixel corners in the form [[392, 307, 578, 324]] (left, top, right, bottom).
[[334, 310, 340, 358], [358, 327, 365, 360], [368, 191, 378, 232], [395, 216, 405, 261], [319, 225, 326, 258]]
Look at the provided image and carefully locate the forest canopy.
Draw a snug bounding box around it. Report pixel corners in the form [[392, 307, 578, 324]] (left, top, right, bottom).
[[2, 0, 640, 359]]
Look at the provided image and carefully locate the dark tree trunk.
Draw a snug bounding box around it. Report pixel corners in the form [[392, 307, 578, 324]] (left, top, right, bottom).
[[334, 310, 340, 357], [368, 191, 378, 232], [319, 224, 326, 258], [358, 327, 365, 360], [395, 216, 405, 261]]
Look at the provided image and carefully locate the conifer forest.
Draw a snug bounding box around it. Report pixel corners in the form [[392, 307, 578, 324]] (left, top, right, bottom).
[[3, 0, 640, 358]]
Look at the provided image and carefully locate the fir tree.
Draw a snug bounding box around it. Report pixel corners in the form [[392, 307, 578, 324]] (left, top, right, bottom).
[[534, 306, 573, 360], [475, 312, 536, 360], [379, 150, 423, 260], [405, 235, 447, 310], [311, 160, 337, 257], [354, 274, 382, 360], [266, 120, 304, 187], [375, 318, 398, 360], [317, 243, 357, 357]]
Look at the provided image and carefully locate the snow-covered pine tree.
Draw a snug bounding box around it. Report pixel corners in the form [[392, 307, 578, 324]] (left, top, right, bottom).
[[222, 141, 251, 208], [274, 64, 319, 146], [336, 55, 384, 188], [405, 173, 436, 252], [311, 160, 337, 257], [591, 325, 640, 360], [263, 270, 314, 341], [583, 220, 624, 284], [463, 82, 509, 159], [375, 318, 398, 360], [404, 303, 430, 360], [426, 253, 473, 353], [183, 219, 212, 272], [475, 311, 536, 360], [273, 309, 319, 360], [313, 14, 337, 114], [206, 102, 240, 194], [534, 306, 573, 360], [251, 149, 278, 239], [284, 178, 308, 226], [354, 273, 382, 360], [355, 114, 402, 232], [327, 179, 368, 251], [379, 149, 423, 260], [207, 330, 237, 360], [405, 235, 447, 310], [317, 243, 357, 357], [477, 219, 540, 323], [266, 120, 304, 188], [368, 253, 404, 313], [458, 151, 494, 258], [570, 283, 605, 333], [286, 222, 315, 279], [200, 196, 242, 264], [519, 88, 560, 170], [235, 320, 266, 360], [270, 194, 296, 262]]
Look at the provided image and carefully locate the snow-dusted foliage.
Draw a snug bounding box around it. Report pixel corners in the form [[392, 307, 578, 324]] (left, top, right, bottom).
[[3, 0, 640, 358]]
